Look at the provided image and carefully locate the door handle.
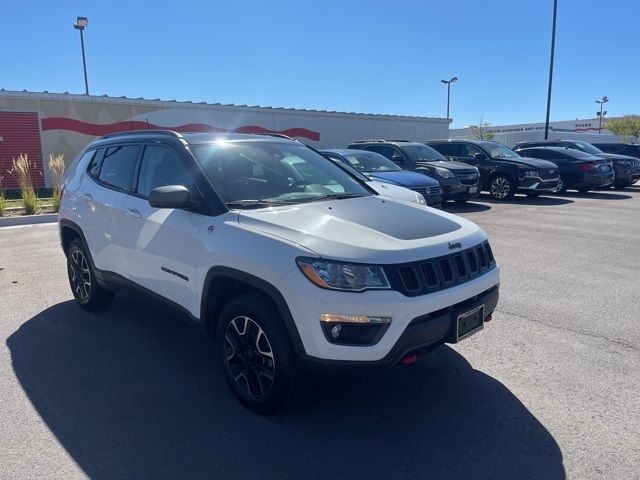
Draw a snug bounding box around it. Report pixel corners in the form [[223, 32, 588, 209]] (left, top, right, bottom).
[[81, 193, 93, 201], [125, 208, 142, 219]]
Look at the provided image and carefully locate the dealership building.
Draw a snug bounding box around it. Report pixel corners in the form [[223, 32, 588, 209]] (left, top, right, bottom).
[[0, 89, 450, 189]]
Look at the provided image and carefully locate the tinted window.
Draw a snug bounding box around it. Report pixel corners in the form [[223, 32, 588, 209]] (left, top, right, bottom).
[[401, 145, 444, 161], [137, 146, 193, 198], [430, 143, 457, 156], [381, 146, 404, 162], [457, 143, 484, 157], [362, 145, 385, 154], [99, 145, 140, 191], [85, 150, 101, 178]]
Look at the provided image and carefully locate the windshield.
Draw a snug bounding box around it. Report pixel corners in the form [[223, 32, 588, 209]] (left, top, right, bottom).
[[402, 145, 446, 162], [479, 142, 521, 159], [342, 152, 401, 172], [191, 141, 371, 207], [571, 141, 603, 155]]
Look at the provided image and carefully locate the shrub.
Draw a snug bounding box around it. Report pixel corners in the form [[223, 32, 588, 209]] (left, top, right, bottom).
[[48, 154, 66, 212], [8, 154, 38, 215]]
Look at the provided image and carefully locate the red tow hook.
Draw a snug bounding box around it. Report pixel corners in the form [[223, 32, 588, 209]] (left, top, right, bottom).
[[485, 314, 493, 322], [401, 353, 418, 365]]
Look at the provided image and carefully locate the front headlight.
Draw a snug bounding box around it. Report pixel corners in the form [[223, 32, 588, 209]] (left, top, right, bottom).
[[434, 167, 455, 178], [414, 192, 427, 205], [297, 258, 390, 291]]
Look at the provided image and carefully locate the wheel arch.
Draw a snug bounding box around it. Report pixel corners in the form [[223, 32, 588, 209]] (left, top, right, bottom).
[[200, 266, 306, 357]]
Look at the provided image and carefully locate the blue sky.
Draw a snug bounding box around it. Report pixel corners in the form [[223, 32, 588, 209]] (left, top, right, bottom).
[[1, 0, 637, 128]]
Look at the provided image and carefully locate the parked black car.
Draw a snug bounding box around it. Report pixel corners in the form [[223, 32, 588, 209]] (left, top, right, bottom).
[[426, 139, 560, 200], [346, 140, 480, 203], [514, 146, 615, 193], [320, 149, 443, 206], [514, 140, 640, 188], [591, 143, 640, 160]]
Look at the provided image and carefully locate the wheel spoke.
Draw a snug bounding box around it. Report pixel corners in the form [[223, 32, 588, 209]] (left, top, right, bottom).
[[224, 315, 276, 398]]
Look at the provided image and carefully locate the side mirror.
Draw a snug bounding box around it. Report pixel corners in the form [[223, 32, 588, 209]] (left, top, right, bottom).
[[148, 185, 191, 209]]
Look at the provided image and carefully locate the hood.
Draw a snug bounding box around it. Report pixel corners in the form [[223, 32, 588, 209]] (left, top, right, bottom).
[[496, 157, 558, 169], [594, 153, 638, 162], [417, 160, 476, 171], [366, 181, 421, 203], [236, 196, 485, 264], [367, 170, 438, 187]]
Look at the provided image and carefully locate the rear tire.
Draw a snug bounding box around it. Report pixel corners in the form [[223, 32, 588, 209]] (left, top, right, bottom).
[[614, 180, 630, 189], [577, 186, 591, 193], [489, 174, 516, 200], [551, 177, 566, 194], [66, 239, 114, 311], [525, 191, 541, 198], [217, 292, 298, 414]]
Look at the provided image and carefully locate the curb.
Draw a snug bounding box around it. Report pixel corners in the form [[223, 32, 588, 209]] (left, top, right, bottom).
[[0, 214, 58, 228]]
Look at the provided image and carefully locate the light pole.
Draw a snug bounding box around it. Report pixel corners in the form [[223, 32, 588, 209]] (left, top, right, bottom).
[[596, 96, 609, 134], [544, 0, 558, 140], [441, 77, 458, 119], [73, 17, 89, 95]]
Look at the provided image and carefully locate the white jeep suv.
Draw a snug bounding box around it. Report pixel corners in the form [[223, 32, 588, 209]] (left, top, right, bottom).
[[59, 131, 500, 413]]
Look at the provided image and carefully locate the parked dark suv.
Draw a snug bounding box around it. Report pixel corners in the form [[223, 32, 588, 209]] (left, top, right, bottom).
[[426, 139, 560, 200], [591, 143, 640, 160], [514, 140, 640, 188], [347, 140, 480, 203], [514, 146, 614, 193]]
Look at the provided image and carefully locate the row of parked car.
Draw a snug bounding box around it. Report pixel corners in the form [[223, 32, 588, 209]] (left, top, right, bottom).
[[317, 139, 640, 205]]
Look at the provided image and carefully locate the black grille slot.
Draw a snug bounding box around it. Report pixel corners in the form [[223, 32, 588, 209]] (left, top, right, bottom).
[[484, 241, 495, 264], [421, 262, 440, 288], [453, 254, 468, 279], [392, 241, 497, 296], [398, 266, 422, 293], [439, 258, 455, 284], [465, 249, 479, 274], [475, 245, 488, 269]]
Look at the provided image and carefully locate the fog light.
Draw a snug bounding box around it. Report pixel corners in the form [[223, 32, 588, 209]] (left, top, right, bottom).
[[330, 324, 342, 339], [319, 314, 392, 346]]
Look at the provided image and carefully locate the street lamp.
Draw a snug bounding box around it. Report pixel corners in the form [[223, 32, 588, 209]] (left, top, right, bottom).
[[544, 0, 558, 140], [73, 16, 89, 95], [441, 76, 458, 119], [596, 96, 609, 134]]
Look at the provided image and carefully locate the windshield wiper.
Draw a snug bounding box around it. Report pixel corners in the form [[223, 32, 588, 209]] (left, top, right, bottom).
[[303, 193, 368, 203], [225, 199, 290, 209]]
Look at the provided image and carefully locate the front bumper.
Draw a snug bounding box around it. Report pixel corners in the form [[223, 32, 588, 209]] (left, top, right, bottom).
[[613, 165, 640, 183], [423, 191, 443, 207], [517, 177, 560, 191], [278, 263, 500, 364], [441, 180, 480, 201]]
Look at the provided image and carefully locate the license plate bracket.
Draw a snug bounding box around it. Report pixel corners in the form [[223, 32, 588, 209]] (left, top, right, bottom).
[[456, 305, 484, 342]]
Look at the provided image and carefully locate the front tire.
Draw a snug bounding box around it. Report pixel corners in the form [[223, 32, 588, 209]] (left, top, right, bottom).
[[614, 180, 630, 189], [525, 191, 541, 198], [577, 186, 591, 193], [66, 239, 114, 310], [217, 293, 298, 414], [489, 174, 516, 200]]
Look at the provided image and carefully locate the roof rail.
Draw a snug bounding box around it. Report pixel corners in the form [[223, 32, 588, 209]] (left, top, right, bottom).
[[352, 139, 388, 143], [100, 130, 182, 140], [257, 133, 297, 141], [387, 139, 411, 142]]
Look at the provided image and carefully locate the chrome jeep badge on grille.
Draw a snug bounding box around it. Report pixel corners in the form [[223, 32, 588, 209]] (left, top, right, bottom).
[[448, 242, 462, 250]]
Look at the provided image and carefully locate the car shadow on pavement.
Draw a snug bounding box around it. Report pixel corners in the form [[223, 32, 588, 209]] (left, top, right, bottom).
[[478, 194, 574, 206], [441, 201, 492, 213], [7, 296, 565, 480], [550, 191, 633, 200]]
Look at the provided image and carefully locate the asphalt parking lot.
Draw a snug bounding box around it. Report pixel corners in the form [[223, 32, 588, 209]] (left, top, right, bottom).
[[1, 188, 639, 480]]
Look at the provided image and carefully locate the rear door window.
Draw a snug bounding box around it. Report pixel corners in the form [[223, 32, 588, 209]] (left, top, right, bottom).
[[98, 145, 140, 191]]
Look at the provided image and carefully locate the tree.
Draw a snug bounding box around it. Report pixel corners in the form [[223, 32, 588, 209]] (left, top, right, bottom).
[[605, 116, 640, 143], [469, 116, 495, 140]]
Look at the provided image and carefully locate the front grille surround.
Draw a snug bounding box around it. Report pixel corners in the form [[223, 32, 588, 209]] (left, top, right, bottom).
[[411, 186, 441, 196], [386, 241, 496, 297]]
